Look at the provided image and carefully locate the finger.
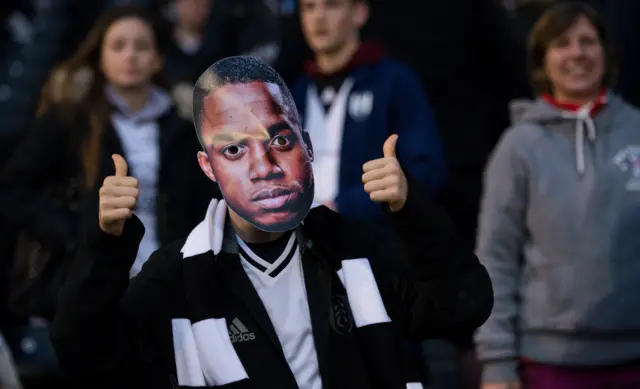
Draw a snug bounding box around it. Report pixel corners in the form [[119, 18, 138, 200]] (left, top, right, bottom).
[[383, 134, 398, 158], [112, 154, 128, 177], [101, 196, 137, 210], [103, 176, 138, 188], [364, 176, 398, 194], [362, 158, 393, 173], [101, 208, 132, 223], [362, 168, 390, 183], [368, 188, 399, 203], [100, 185, 139, 198]]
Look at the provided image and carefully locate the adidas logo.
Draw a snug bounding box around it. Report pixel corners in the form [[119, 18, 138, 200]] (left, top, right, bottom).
[[228, 318, 256, 343]]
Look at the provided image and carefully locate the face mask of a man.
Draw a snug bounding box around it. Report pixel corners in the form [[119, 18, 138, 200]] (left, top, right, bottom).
[[193, 56, 315, 232]]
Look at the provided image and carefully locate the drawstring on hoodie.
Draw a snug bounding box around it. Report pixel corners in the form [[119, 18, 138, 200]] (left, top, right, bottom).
[[543, 91, 607, 175], [561, 103, 597, 174]]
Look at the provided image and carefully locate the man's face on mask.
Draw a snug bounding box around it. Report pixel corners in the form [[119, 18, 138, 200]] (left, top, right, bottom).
[[198, 81, 314, 232]]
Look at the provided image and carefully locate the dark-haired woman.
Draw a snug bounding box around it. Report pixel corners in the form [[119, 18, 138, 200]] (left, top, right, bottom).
[[0, 5, 212, 322], [475, 3, 640, 389]]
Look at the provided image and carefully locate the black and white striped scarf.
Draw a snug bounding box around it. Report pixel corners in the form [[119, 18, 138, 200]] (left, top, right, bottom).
[[171, 199, 423, 388]]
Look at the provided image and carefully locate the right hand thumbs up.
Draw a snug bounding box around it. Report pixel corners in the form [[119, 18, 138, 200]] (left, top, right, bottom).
[[99, 154, 139, 236]]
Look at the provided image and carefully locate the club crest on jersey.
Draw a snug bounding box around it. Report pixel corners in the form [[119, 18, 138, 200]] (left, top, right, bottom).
[[613, 146, 640, 191], [330, 294, 353, 335], [348, 91, 373, 121]]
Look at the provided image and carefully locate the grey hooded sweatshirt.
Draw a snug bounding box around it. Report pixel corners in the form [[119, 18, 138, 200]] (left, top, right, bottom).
[[475, 94, 640, 383]]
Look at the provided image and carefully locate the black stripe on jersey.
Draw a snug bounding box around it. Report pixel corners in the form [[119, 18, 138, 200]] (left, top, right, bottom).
[[237, 245, 268, 272], [269, 238, 298, 278]]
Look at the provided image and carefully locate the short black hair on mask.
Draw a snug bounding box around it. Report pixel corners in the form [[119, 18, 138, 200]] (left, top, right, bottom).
[[192, 56, 300, 148]]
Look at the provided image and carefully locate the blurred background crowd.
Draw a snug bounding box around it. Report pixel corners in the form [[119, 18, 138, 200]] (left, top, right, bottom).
[[2, 0, 640, 388]]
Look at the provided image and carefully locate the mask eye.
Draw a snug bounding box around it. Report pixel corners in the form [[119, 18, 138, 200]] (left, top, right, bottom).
[[221, 144, 246, 160], [271, 135, 292, 150], [224, 145, 240, 155]]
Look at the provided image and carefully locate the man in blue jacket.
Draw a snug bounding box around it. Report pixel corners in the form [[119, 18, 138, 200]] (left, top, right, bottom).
[[291, 0, 445, 221]]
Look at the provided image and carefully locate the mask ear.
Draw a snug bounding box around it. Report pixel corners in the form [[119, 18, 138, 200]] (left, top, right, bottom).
[[302, 131, 314, 161], [197, 151, 217, 182]]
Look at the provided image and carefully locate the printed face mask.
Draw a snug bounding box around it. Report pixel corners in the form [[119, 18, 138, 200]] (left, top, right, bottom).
[[193, 56, 315, 232]]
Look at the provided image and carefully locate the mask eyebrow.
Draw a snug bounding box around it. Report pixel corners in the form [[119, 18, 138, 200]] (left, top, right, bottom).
[[205, 121, 296, 146], [209, 129, 270, 146], [267, 122, 295, 138], [211, 133, 240, 142]]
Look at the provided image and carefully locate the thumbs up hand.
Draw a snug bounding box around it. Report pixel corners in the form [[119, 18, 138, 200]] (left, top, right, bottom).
[[362, 134, 408, 212], [99, 154, 139, 236]]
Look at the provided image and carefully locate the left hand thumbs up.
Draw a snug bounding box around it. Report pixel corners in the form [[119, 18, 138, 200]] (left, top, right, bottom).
[[362, 134, 408, 212]]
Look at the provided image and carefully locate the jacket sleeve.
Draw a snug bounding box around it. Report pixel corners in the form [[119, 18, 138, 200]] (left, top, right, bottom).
[[52, 203, 181, 388], [367, 175, 493, 339], [335, 65, 446, 220], [0, 109, 76, 251], [473, 129, 528, 383]]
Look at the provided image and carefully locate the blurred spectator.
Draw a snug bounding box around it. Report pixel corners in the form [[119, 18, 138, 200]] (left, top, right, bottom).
[[0, 5, 211, 386], [229, 0, 282, 64], [476, 4, 640, 389], [290, 0, 446, 387], [271, 1, 312, 85], [160, 0, 282, 85], [291, 0, 445, 222], [161, 0, 219, 84]]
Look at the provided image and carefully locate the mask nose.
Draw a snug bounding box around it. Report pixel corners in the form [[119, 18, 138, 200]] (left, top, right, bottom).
[[248, 143, 283, 181]]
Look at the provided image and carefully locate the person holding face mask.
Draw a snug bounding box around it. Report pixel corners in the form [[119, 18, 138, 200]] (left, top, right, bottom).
[[51, 56, 493, 389], [475, 3, 640, 389]]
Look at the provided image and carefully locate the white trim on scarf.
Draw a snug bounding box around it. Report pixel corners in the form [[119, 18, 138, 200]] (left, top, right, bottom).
[[192, 319, 249, 385], [172, 318, 249, 387], [336, 258, 391, 328], [181, 198, 227, 258], [172, 318, 206, 387], [176, 199, 252, 387]]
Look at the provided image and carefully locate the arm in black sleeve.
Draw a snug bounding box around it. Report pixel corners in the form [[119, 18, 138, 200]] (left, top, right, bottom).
[[52, 199, 181, 387], [0, 109, 76, 251], [370, 177, 493, 339]]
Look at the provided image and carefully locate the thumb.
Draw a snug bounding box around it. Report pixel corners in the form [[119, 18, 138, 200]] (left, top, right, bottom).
[[383, 134, 398, 158], [112, 154, 128, 177]]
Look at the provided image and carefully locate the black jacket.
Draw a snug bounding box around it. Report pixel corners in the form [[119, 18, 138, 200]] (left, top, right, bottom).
[[52, 182, 493, 389], [0, 105, 212, 255]]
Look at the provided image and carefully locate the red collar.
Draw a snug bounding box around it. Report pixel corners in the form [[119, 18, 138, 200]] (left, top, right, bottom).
[[304, 41, 387, 79], [542, 90, 608, 116]]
